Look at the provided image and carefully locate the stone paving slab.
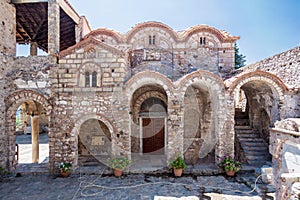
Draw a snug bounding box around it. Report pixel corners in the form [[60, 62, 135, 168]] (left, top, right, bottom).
[[0, 172, 275, 200]]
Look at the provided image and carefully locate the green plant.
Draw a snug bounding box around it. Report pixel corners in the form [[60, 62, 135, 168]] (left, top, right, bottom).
[[218, 156, 242, 172], [57, 162, 72, 173], [168, 154, 186, 169], [108, 155, 131, 171], [0, 167, 9, 175]]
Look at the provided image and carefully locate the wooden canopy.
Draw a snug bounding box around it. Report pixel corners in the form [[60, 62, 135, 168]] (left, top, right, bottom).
[[13, 0, 79, 52]]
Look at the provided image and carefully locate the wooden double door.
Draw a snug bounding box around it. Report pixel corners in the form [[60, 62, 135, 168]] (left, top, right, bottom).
[[142, 118, 165, 154]]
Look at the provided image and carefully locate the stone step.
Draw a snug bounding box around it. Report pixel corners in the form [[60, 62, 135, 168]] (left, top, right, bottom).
[[241, 141, 267, 147], [246, 155, 272, 161], [235, 119, 249, 125], [243, 150, 270, 156], [239, 138, 266, 142], [235, 115, 249, 120], [235, 125, 252, 130], [237, 133, 260, 138], [242, 146, 269, 151], [236, 130, 256, 134], [247, 160, 269, 167]]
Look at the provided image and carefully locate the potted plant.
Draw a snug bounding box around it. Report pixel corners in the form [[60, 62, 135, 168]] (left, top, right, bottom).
[[108, 155, 131, 177], [57, 162, 72, 178], [168, 154, 186, 177], [218, 155, 242, 176]]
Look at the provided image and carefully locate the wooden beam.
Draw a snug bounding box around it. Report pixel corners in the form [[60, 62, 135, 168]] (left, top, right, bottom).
[[32, 12, 47, 40], [23, 5, 40, 30], [16, 21, 32, 41]]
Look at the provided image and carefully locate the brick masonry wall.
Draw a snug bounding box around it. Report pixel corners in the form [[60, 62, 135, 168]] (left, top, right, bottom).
[[0, 0, 299, 174]]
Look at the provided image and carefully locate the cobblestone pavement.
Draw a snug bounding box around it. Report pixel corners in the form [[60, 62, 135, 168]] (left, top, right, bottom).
[[0, 172, 275, 200]]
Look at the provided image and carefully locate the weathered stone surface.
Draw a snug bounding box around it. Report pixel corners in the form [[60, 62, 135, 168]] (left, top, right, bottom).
[[0, 2, 299, 199], [270, 125, 300, 200], [274, 118, 299, 132], [0, 0, 15, 56]]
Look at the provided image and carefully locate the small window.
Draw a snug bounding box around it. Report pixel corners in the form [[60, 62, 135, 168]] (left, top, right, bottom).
[[85, 72, 90, 87], [149, 35, 152, 45], [200, 37, 206, 45], [92, 71, 97, 87], [152, 35, 155, 45]]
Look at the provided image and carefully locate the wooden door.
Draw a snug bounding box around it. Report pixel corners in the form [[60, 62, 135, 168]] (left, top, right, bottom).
[[142, 118, 165, 154]]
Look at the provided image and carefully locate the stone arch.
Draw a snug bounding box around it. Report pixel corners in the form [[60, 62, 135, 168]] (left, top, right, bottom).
[[125, 71, 174, 96], [229, 71, 288, 165], [177, 70, 227, 164], [132, 91, 168, 124], [71, 114, 117, 166], [126, 72, 170, 155], [4, 89, 52, 170], [182, 25, 239, 43], [84, 28, 124, 44], [229, 71, 287, 97], [177, 69, 225, 90], [126, 21, 178, 43], [229, 71, 287, 124]]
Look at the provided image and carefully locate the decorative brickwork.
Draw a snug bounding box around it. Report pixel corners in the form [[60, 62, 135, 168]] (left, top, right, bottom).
[[1, 6, 300, 198]]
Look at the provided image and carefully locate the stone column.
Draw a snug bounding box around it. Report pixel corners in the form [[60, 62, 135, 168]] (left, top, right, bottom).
[[31, 116, 39, 163], [30, 42, 38, 56], [48, 0, 60, 55]]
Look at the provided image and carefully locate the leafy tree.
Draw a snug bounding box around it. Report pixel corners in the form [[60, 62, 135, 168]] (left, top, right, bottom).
[[234, 43, 246, 69]]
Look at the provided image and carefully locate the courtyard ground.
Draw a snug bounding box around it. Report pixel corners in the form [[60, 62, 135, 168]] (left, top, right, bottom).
[[0, 171, 275, 200], [0, 134, 276, 200]]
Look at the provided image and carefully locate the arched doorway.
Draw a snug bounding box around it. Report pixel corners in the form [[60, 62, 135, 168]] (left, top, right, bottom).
[[130, 84, 168, 155], [78, 119, 112, 166], [15, 100, 49, 164], [140, 97, 167, 155], [233, 75, 285, 166], [5, 90, 52, 171], [183, 84, 215, 165]]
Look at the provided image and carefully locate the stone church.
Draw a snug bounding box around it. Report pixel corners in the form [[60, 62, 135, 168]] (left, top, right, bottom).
[[0, 0, 299, 198]]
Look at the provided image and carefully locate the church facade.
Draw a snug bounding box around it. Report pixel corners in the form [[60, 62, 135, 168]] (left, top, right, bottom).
[[1, 4, 299, 197]]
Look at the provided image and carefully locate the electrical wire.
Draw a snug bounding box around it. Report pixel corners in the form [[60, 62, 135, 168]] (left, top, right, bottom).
[[72, 171, 266, 198]]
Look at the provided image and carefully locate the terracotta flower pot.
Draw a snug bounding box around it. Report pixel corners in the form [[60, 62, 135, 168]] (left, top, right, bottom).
[[114, 169, 123, 177], [226, 170, 235, 177], [173, 168, 183, 177], [60, 171, 70, 178]]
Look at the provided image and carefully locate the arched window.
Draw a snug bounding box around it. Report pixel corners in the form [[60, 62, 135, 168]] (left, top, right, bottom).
[[92, 71, 97, 87], [149, 35, 152, 45], [200, 37, 206, 45], [152, 35, 155, 45], [85, 72, 90, 87]]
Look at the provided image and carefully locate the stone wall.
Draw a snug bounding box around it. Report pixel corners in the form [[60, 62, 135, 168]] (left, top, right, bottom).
[[0, 0, 16, 56], [243, 46, 300, 89], [241, 46, 300, 119], [269, 119, 300, 199], [0, 0, 16, 169], [1, 0, 298, 176]]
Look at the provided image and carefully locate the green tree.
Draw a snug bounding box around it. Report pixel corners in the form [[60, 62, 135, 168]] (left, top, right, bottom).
[[234, 43, 246, 69]]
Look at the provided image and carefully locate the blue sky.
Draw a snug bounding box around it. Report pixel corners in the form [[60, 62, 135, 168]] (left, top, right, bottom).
[[18, 0, 300, 64], [66, 0, 300, 64]]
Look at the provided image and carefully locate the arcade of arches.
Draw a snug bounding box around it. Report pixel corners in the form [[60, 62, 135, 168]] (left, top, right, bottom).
[[0, 2, 299, 183]]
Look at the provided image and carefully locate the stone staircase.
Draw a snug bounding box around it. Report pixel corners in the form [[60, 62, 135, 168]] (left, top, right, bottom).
[[235, 109, 272, 166]]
